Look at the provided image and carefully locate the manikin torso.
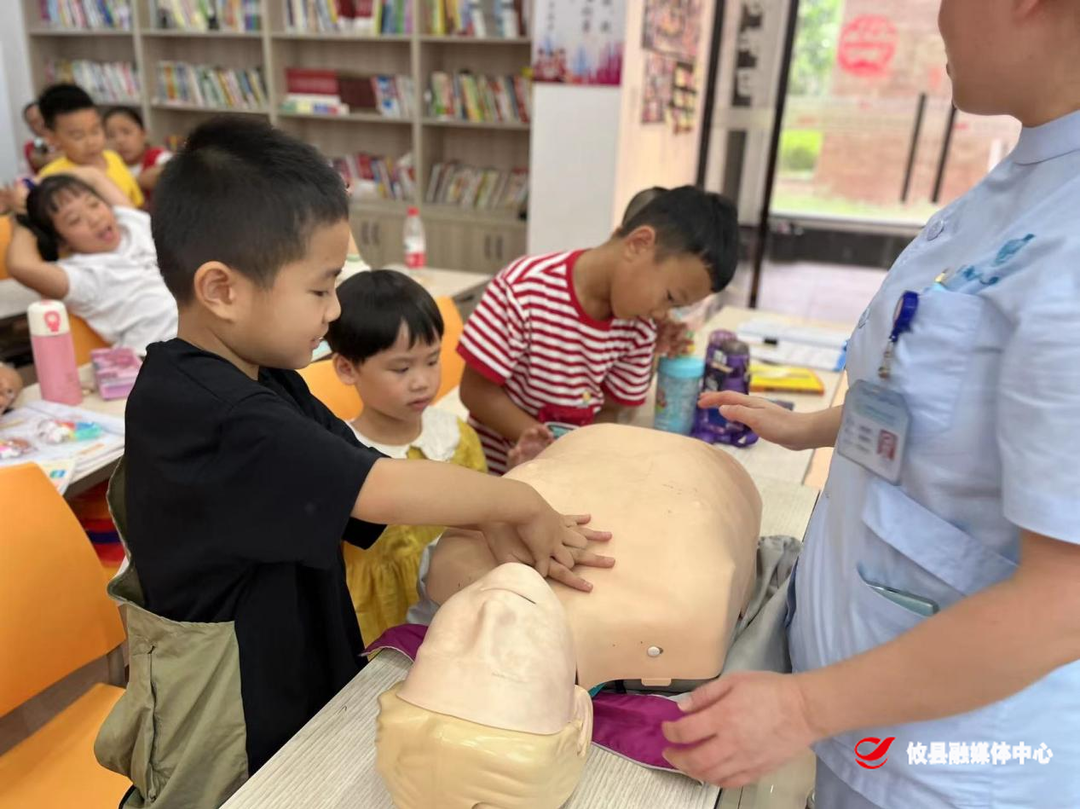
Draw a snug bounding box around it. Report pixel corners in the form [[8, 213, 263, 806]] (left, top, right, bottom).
[[425, 423, 762, 689]]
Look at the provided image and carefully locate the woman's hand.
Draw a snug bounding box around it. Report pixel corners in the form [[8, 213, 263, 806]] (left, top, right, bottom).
[[698, 391, 814, 451], [662, 672, 819, 787]]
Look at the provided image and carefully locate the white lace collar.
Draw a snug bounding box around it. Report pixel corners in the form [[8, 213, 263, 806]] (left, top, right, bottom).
[[347, 407, 461, 461]]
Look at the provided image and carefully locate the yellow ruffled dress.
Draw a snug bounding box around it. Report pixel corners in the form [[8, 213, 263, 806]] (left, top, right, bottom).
[[344, 407, 487, 645]]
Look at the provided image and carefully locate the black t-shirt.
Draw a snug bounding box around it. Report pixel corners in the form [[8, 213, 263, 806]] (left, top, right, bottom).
[[124, 339, 385, 773]]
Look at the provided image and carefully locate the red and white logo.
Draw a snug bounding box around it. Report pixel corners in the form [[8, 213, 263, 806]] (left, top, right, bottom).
[[854, 736, 896, 770]]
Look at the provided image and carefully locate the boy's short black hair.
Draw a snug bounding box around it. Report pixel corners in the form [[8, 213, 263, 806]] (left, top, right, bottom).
[[621, 186, 667, 226], [327, 270, 444, 364], [18, 175, 104, 260], [152, 117, 349, 305], [616, 185, 740, 293], [104, 106, 144, 129], [38, 84, 96, 130]]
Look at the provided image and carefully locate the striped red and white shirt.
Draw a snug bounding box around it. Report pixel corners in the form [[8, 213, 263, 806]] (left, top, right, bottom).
[[457, 250, 657, 473]]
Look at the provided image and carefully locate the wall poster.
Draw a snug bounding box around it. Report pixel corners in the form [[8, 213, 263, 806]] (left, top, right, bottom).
[[533, 0, 626, 85]]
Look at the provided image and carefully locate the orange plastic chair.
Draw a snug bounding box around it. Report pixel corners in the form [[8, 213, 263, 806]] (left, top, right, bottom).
[[299, 357, 363, 421], [0, 463, 130, 808], [435, 296, 465, 403], [69, 314, 109, 366], [0, 216, 11, 280]]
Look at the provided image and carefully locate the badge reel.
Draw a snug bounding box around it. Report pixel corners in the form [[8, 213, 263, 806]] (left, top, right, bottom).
[[836, 291, 917, 484]]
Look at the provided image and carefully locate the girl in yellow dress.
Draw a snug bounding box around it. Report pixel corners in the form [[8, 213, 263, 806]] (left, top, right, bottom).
[[327, 270, 486, 644]]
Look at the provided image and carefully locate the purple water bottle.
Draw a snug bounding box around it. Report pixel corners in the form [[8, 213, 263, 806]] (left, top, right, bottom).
[[692, 330, 757, 447]]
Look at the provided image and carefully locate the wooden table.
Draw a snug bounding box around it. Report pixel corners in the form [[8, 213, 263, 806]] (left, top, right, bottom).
[[222, 474, 821, 809], [629, 306, 849, 486], [384, 264, 489, 313], [13, 364, 126, 498], [437, 305, 853, 488]]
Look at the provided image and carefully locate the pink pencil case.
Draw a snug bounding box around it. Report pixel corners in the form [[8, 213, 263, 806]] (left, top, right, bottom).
[[90, 347, 142, 400]]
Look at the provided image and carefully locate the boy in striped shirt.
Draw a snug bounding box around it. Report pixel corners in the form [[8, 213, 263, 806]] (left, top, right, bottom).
[[458, 186, 739, 474]]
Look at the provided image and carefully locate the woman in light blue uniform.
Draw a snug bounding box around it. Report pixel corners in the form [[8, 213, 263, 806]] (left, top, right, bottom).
[[663, 1, 1080, 806]]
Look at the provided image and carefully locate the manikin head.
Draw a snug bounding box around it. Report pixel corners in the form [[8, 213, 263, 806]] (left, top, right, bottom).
[[376, 563, 592, 809]]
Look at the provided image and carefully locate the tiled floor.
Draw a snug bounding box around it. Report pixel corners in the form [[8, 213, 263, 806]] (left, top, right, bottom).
[[724, 261, 888, 325]]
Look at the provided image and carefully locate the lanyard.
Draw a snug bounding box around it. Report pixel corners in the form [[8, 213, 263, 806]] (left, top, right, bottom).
[[877, 291, 919, 380]]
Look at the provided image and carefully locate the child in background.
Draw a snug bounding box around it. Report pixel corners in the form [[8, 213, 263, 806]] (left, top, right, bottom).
[[327, 270, 486, 642], [7, 168, 177, 354], [103, 107, 172, 204], [35, 84, 144, 208], [22, 101, 59, 173], [459, 185, 739, 473], [97, 118, 611, 808]]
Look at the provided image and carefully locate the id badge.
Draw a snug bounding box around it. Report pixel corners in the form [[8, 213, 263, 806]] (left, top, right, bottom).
[[836, 380, 910, 483]]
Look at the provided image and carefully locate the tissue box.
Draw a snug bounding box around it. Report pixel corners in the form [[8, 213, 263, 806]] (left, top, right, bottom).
[[90, 348, 142, 400]]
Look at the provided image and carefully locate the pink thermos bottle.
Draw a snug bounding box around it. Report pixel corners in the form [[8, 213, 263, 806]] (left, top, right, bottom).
[[28, 300, 83, 405]]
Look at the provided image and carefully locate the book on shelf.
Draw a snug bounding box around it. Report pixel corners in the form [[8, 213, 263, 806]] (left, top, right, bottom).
[[45, 59, 141, 105], [155, 62, 267, 110], [284, 0, 409, 34], [151, 0, 261, 32], [427, 71, 530, 124], [423, 0, 526, 37], [38, 0, 133, 30], [285, 69, 413, 118], [331, 151, 416, 201], [426, 161, 527, 214], [281, 94, 351, 116]]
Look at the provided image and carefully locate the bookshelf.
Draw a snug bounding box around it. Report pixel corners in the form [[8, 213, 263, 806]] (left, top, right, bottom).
[[21, 0, 531, 273]]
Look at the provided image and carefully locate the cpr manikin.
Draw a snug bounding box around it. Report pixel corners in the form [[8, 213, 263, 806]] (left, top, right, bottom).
[[376, 563, 592, 808], [424, 423, 762, 690]]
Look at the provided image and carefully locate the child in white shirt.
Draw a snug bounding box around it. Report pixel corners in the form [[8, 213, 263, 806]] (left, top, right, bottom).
[[7, 166, 176, 354]]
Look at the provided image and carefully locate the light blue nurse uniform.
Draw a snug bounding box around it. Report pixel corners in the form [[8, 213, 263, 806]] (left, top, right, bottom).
[[790, 110, 1080, 808]]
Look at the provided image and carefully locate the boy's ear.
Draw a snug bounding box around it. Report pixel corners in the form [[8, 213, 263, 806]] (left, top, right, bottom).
[[191, 261, 245, 322], [333, 353, 360, 385], [622, 224, 658, 261]]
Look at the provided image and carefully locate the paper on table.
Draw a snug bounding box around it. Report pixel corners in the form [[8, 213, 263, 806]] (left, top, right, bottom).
[[737, 319, 850, 349], [749, 341, 847, 372], [0, 400, 124, 477]]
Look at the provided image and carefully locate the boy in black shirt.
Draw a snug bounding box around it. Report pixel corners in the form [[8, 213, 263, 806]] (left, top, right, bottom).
[[94, 118, 611, 809]]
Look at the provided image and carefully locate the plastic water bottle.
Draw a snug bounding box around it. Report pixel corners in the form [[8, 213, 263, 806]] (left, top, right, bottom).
[[403, 206, 426, 269], [654, 356, 705, 435], [27, 300, 83, 405]]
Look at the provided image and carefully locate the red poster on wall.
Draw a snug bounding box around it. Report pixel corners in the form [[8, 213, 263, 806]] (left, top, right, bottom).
[[837, 15, 898, 78]]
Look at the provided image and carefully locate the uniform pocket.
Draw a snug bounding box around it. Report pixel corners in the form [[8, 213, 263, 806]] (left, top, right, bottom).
[[852, 566, 927, 639], [890, 288, 986, 437], [862, 477, 1016, 599]]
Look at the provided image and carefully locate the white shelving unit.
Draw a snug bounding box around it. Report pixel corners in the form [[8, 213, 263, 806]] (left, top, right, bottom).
[[22, 0, 531, 271]]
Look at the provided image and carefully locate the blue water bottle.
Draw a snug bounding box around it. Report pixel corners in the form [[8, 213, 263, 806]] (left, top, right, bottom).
[[654, 356, 705, 435]]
